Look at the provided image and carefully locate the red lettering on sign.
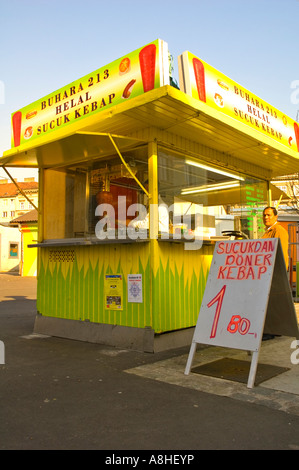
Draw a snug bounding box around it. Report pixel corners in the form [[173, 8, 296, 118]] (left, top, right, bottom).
[[236, 266, 247, 280], [207, 285, 227, 338], [217, 242, 225, 254], [264, 253, 272, 265], [217, 266, 227, 279], [227, 315, 242, 334], [246, 267, 255, 279], [227, 315, 251, 335], [244, 255, 253, 265], [226, 267, 235, 279], [254, 254, 263, 265], [257, 266, 267, 279]]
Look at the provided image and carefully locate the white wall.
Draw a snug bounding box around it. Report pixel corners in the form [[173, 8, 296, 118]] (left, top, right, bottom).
[[0, 225, 21, 272]]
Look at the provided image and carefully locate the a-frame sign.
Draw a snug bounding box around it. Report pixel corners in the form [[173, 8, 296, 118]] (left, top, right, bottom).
[[185, 238, 299, 388]]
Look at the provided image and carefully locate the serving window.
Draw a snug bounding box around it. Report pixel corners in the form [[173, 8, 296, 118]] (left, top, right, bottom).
[[43, 146, 149, 241], [42, 144, 268, 243]]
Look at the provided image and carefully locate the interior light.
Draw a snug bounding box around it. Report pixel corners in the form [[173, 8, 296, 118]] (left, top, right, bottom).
[[181, 181, 240, 195], [185, 159, 244, 181]]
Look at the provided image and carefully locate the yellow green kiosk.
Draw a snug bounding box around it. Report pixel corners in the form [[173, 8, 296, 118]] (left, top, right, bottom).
[[1, 39, 298, 351]]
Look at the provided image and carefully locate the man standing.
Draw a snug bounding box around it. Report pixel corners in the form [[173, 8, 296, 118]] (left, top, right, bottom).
[[262, 207, 289, 341], [262, 206, 289, 270]]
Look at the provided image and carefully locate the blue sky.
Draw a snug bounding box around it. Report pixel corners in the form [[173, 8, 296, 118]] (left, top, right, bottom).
[[1, 0, 299, 179]]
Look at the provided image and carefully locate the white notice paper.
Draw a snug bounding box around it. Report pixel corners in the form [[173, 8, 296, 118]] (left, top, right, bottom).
[[128, 274, 143, 303]]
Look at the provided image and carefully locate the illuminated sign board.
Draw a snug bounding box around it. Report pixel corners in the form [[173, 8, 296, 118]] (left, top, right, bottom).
[[11, 39, 169, 148], [179, 51, 299, 154]]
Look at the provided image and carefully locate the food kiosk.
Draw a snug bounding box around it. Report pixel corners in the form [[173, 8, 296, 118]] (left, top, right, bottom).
[[1, 39, 298, 351]]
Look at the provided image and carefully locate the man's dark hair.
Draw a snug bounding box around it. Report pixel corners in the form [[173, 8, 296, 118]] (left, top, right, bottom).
[[263, 206, 278, 216]]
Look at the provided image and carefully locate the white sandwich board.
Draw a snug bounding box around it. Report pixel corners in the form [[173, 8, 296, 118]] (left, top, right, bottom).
[[185, 238, 299, 388]]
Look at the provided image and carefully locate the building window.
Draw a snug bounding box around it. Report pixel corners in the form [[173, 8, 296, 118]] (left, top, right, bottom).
[[19, 200, 25, 210], [10, 211, 15, 217], [9, 242, 19, 259], [2, 211, 7, 218]]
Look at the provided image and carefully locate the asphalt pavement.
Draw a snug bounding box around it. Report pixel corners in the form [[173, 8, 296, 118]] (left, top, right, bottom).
[[1, 272, 299, 451]]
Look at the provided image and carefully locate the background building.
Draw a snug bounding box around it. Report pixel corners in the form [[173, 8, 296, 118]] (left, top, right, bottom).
[[0, 177, 38, 273], [0, 177, 38, 223], [10, 209, 38, 276]]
